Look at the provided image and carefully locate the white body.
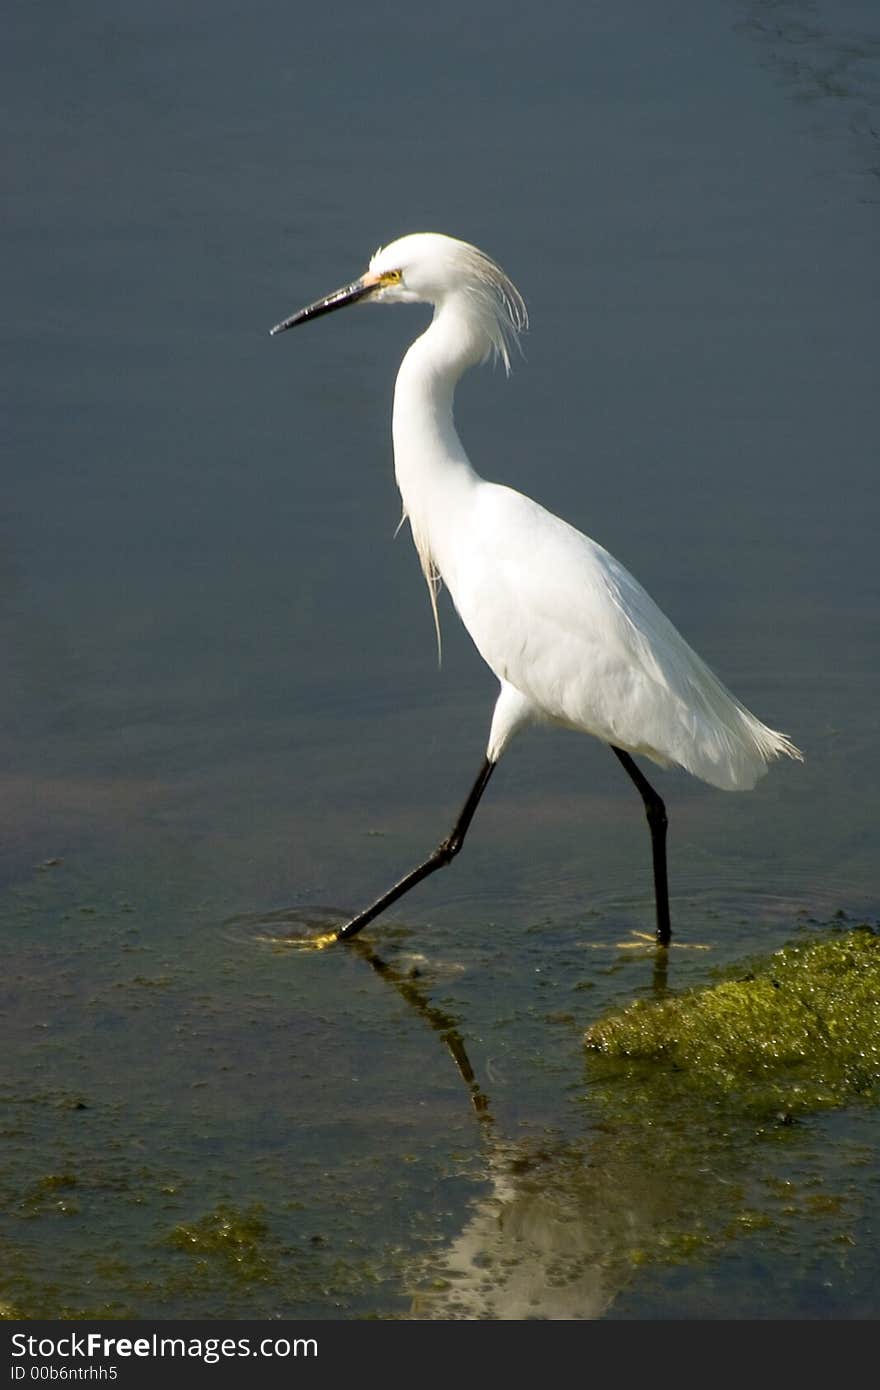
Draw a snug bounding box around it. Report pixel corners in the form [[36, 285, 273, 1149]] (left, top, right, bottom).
[[377, 236, 800, 792], [273, 232, 801, 798]]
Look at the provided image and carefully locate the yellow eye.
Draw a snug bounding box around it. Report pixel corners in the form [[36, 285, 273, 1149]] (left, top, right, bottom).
[[380, 268, 402, 285]]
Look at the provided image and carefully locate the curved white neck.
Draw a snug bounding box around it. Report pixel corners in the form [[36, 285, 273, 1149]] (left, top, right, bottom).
[[387, 293, 500, 652], [392, 296, 489, 513]]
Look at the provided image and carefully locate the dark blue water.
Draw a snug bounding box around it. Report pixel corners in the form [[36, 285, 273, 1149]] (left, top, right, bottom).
[[3, 0, 878, 1318]]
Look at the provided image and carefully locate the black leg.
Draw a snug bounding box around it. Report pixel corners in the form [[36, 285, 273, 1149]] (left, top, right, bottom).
[[336, 757, 496, 942], [611, 746, 671, 946]]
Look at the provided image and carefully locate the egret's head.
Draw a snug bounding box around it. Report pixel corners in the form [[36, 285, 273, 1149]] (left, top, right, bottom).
[[270, 232, 527, 371]]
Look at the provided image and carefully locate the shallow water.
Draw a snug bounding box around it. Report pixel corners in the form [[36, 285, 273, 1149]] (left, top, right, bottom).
[[3, 0, 879, 1318]]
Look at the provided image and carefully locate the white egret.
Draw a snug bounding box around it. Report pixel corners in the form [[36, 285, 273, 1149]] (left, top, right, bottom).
[[270, 233, 802, 946]]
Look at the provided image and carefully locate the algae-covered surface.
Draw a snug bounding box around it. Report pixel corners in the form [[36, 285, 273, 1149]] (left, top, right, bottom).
[[586, 930, 880, 1116]]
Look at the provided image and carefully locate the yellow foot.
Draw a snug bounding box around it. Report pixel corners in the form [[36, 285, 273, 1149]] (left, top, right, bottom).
[[617, 930, 662, 949], [269, 928, 339, 951], [585, 929, 712, 951]]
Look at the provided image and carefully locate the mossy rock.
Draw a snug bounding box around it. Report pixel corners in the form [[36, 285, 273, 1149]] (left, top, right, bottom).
[[585, 927, 880, 1117]]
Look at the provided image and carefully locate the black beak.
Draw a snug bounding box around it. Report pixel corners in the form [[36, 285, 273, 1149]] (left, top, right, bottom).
[[269, 277, 374, 336]]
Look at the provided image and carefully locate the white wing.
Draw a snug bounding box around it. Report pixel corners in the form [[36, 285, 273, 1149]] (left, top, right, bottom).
[[437, 483, 800, 790]]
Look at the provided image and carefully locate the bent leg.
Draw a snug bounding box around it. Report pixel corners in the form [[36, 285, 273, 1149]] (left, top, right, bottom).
[[611, 747, 671, 946], [337, 758, 496, 942]]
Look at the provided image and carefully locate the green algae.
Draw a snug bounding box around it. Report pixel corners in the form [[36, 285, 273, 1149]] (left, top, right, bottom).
[[585, 927, 880, 1118], [548, 929, 880, 1306], [166, 1203, 279, 1285], [17, 1173, 80, 1219]]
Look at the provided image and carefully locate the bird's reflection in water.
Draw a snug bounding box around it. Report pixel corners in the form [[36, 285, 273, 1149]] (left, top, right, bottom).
[[349, 935, 706, 1321], [351, 926, 850, 1320], [259, 909, 835, 1318], [347, 936, 492, 1121]]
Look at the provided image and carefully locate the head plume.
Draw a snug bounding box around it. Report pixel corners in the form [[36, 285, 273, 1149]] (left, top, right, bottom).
[[369, 233, 528, 373]]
